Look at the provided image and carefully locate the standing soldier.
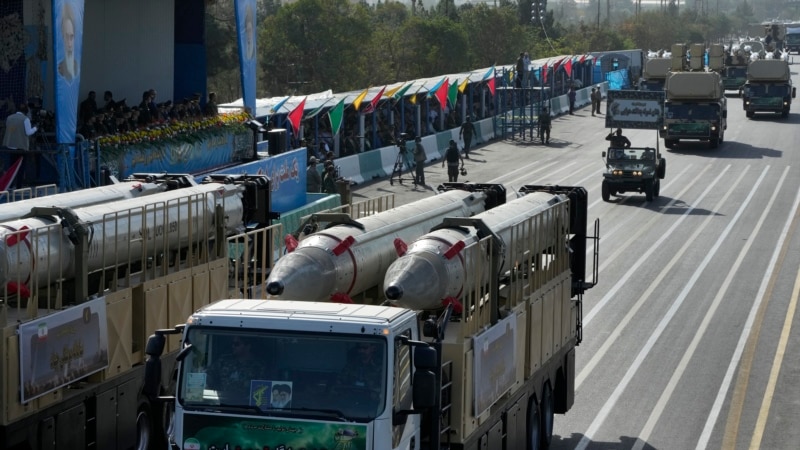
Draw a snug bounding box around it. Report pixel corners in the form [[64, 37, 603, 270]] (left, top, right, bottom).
[[459, 118, 477, 159], [538, 106, 552, 145], [412, 137, 427, 186]]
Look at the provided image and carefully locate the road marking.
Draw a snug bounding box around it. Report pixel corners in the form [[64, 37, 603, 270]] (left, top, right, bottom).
[[577, 163, 736, 388], [575, 166, 768, 450], [632, 167, 788, 449], [699, 170, 800, 449], [749, 215, 800, 448], [582, 162, 720, 328]]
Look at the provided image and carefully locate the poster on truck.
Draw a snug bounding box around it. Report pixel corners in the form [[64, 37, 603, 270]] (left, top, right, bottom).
[[182, 413, 368, 450], [473, 313, 518, 417], [18, 296, 108, 402]]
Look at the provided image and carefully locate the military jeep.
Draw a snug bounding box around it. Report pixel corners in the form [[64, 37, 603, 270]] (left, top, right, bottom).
[[601, 146, 666, 202]]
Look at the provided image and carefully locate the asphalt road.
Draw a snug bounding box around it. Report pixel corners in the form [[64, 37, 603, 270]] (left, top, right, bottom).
[[352, 63, 800, 449]]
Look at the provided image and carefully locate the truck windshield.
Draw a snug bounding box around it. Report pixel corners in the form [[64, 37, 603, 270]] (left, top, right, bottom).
[[177, 327, 388, 421], [744, 84, 790, 96], [725, 67, 747, 78], [664, 103, 720, 120], [787, 34, 800, 45]]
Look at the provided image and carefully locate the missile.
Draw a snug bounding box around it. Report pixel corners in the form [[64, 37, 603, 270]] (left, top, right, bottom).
[[0, 173, 197, 223], [0, 176, 269, 296], [383, 190, 571, 310], [264, 184, 506, 302]]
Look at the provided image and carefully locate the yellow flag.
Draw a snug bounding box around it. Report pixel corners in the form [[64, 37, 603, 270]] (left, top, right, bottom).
[[458, 78, 469, 93], [385, 83, 404, 98], [352, 88, 369, 111]]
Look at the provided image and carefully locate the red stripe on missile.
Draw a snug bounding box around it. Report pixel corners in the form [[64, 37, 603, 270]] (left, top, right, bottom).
[[393, 238, 408, 257], [331, 292, 354, 304], [6, 282, 31, 298], [332, 235, 355, 256], [284, 234, 299, 253], [442, 296, 463, 314], [5, 225, 30, 247], [443, 240, 465, 260]]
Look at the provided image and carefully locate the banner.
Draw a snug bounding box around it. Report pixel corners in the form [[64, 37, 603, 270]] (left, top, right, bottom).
[[19, 297, 109, 402], [235, 0, 257, 114], [53, 0, 84, 145]]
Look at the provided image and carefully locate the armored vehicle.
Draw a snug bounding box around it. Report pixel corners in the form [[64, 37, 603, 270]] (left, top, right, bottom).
[[601, 146, 666, 202]]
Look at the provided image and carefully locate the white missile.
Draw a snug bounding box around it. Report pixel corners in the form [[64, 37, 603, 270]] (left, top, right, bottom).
[[0, 177, 269, 297], [383, 190, 571, 310], [264, 185, 507, 302], [0, 174, 194, 223]]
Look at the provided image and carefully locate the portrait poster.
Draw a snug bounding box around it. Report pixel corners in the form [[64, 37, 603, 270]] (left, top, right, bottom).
[[234, 0, 257, 115], [18, 297, 109, 402], [52, 0, 84, 145]]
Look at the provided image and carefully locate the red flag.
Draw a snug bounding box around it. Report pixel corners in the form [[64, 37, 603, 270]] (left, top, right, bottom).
[[552, 57, 565, 73], [435, 78, 449, 111], [488, 76, 496, 96], [579, 54, 587, 64], [542, 63, 549, 84], [564, 57, 573, 78], [370, 86, 386, 110], [0, 157, 23, 192], [288, 98, 306, 134]]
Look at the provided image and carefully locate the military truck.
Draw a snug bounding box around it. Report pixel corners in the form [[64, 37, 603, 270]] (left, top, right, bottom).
[[601, 146, 666, 202], [743, 59, 796, 118], [639, 58, 671, 91], [722, 43, 757, 94]]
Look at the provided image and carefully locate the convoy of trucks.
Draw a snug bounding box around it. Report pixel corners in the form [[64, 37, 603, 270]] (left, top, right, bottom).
[[742, 59, 796, 118], [145, 184, 599, 450]]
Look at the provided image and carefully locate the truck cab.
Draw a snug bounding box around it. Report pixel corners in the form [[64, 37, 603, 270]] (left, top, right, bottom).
[[742, 59, 796, 118], [601, 146, 666, 202]]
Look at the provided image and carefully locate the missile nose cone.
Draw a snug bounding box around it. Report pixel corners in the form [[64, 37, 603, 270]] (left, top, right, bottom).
[[266, 280, 284, 295], [385, 285, 403, 300]]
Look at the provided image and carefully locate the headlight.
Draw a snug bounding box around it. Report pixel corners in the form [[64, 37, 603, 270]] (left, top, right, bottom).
[[711, 126, 717, 131], [613, 170, 623, 176]]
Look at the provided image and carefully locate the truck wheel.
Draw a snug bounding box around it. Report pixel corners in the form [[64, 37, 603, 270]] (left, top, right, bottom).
[[782, 109, 789, 118], [645, 181, 654, 201], [136, 399, 154, 450], [527, 395, 541, 450], [601, 181, 610, 202], [657, 158, 666, 179], [746, 111, 754, 118], [540, 382, 554, 448], [709, 138, 719, 149], [664, 139, 675, 149], [654, 178, 661, 198]]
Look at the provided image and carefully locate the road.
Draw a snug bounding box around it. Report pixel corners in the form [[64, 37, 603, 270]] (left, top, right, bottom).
[[351, 67, 800, 449]]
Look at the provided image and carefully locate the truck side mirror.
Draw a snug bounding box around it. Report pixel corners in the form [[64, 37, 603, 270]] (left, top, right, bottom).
[[723, 110, 728, 119], [793, 87, 796, 98], [412, 346, 438, 409], [602, 151, 606, 157]]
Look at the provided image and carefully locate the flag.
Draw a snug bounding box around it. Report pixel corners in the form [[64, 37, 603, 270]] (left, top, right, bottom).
[[552, 57, 564, 73], [385, 83, 404, 98], [270, 96, 290, 113], [579, 54, 587, 64], [458, 78, 469, 93], [564, 57, 573, 78], [481, 65, 495, 81], [447, 79, 459, 107], [487, 76, 496, 96], [352, 88, 369, 111], [427, 77, 446, 98], [542, 63, 549, 84], [304, 98, 332, 120], [287, 97, 306, 134], [392, 83, 414, 101], [0, 157, 23, 193], [434, 78, 449, 111], [327, 98, 345, 136], [368, 86, 386, 111]]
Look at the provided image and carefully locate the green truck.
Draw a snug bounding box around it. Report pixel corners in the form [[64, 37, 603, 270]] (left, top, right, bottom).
[[743, 59, 796, 118]]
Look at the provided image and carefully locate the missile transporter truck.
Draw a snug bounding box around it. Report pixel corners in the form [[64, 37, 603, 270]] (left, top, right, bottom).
[[0, 174, 274, 450], [639, 58, 671, 91], [601, 147, 666, 202], [743, 59, 796, 118], [660, 43, 728, 149], [722, 43, 756, 94], [146, 185, 600, 450]]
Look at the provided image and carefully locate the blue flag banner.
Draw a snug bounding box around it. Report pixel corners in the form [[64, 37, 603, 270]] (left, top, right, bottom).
[[53, 0, 84, 145], [235, 0, 257, 115]]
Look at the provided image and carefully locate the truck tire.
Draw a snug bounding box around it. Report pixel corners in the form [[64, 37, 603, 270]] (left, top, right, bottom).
[[527, 395, 541, 450], [645, 180, 654, 201], [654, 178, 661, 198], [136, 399, 154, 450], [657, 158, 666, 179], [782, 109, 789, 118], [665, 139, 676, 149], [746, 110, 754, 118], [540, 382, 554, 448], [709, 137, 719, 149], [601, 181, 610, 202]]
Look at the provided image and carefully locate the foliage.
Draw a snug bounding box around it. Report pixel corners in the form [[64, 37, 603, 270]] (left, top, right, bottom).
[[96, 112, 250, 157], [204, 0, 787, 103]]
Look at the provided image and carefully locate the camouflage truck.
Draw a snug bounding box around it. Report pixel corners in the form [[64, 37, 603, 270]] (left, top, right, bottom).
[[639, 58, 671, 91], [743, 59, 796, 118]]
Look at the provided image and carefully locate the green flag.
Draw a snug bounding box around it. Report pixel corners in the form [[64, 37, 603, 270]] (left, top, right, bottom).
[[448, 78, 460, 107], [392, 83, 413, 101], [327, 99, 345, 136]]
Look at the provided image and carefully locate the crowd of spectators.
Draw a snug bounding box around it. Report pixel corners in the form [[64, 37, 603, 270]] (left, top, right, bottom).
[[76, 89, 218, 140]]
